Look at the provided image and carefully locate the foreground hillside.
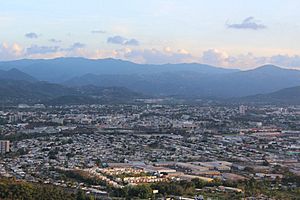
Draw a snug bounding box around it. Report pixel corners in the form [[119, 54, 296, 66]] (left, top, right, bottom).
[[0, 178, 77, 200]]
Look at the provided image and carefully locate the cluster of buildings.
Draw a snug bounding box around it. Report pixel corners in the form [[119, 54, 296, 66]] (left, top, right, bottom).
[[0, 104, 300, 196]]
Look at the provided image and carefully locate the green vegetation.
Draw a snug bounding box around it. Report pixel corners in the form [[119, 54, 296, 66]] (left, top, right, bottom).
[[58, 169, 107, 187], [56, 167, 300, 199], [3, 168, 300, 200], [110, 177, 300, 199], [240, 177, 300, 199], [0, 177, 75, 200], [110, 179, 225, 199], [0, 177, 97, 200]]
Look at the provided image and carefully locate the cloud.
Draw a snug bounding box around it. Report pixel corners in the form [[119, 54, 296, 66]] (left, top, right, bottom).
[[199, 49, 300, 69], [49, 38, 62, 43], [25, 32, 39, 39], [202, 49, 229, 66], [24, 42, 86, 57], [107, 35, 140, 46], [27, 52, 66, 59], [0, 42, 24, 60], [124, 39, 139, 46], [2, 39, 300, 69], [107, 36, 126, 44], [200, 49, 267, 68], [70, 42, 85, 49], [63, 42, 86, 51], [24, 42, 87, 59], [269, 55, 300, 68], [91, 30, 106, 34], [26, 45, 60, 55], [227, 17, 266, 30], [114, 47, 194, 64], [116, 48, 300, 69]]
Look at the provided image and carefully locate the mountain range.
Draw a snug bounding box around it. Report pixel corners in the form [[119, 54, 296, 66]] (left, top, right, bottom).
[[0, 69, 145, 105], [1, 57, 300, 104], [0, 57, 237, 82], [0, 68, 37, 82], [234, 86, 300, 104], [63, 64, 300, 98]]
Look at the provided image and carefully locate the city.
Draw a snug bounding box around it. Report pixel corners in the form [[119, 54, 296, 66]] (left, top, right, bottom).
[[1, 1, 300, 199], [1, 103, 300, 199]]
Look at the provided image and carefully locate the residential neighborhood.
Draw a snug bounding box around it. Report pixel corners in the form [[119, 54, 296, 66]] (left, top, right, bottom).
[[1, 104, 300, 198]]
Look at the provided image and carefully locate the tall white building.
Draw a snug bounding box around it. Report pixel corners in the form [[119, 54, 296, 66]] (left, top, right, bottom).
[[0, 140, 10, 154], [239, 105, 247, 115]]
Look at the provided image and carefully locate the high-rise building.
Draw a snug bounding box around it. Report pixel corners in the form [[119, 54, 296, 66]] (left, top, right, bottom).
[[239, 105, 247, 115], [0, 140, 10, 154]]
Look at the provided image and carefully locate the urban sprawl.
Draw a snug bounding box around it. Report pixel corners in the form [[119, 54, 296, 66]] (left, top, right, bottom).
[[1, 103, 300, 199]]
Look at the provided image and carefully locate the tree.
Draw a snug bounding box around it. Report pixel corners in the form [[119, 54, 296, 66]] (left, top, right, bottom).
[[76, 190, 86, 200], [126, 184, 152, 199], [191, 178, 206, 188]]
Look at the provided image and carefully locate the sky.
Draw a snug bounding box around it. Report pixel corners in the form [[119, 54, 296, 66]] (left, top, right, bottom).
[[1, 0, 300, 69]]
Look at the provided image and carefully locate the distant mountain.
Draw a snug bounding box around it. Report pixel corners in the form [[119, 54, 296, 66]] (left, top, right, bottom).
[[0, 80, 77, 104], [233, 86, 300, 104], [2, 58, 300, 98], [77, 85, 146, 99], [65, 64, 300, 98], [207, 65, 300, 97], [0, 68, 37, 82], [0, 80, 145, 105], [64, 71, 216, 97], [0, 57, 238, 82]]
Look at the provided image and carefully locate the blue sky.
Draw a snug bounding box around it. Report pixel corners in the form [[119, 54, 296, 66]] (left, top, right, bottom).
[[1, 0, 300, 68]]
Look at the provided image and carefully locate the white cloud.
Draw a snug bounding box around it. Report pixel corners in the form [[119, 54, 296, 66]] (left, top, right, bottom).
[[201, 49, 229, 66], [113, 47, 194, 64], [27, 52, 66, 59], [269, 55, 300, 68], [2, 40, 300, 69], [0, 42, 24, 60], [200, 49, 300, 69]]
